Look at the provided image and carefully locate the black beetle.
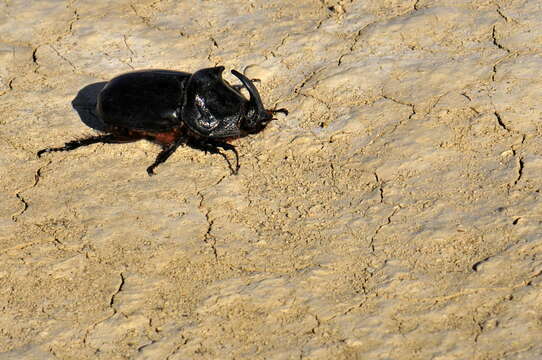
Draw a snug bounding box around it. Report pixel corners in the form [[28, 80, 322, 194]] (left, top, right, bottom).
[[37, 66, 287, 175]]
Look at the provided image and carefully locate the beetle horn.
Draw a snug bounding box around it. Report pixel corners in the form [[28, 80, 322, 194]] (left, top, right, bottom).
[[231, 69, 268, 118]]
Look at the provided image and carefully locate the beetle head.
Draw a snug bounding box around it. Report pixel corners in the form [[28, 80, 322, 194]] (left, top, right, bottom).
[[182, 66, 278, 138]]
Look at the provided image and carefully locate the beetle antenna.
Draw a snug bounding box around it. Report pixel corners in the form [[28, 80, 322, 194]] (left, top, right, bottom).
[[270, 108, 288, 116]]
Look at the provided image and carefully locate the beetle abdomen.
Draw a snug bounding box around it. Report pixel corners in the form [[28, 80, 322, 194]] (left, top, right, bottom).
[[97, 70, 190, 132]]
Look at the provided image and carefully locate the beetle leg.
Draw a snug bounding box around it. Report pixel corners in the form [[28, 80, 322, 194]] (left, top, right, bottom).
[[188, 140, 239, 175], [214, 142, 240, 174], [146, 136, 187, 176], [37, 134, 137, 157], [231, 78, 260, 92]]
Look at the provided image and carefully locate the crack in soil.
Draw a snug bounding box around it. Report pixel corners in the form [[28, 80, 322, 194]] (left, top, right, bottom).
[[197, 191, 219, 262], [513, 156, 524, 186], [109, 272, 126, 311], [32, 46, 40, 73], [491, 25, 510, 53], [11, 162, 49, 222], [374, 172, 384, 203], [337, 22, 372, 66], [494, 111, 509, 132], [369, 206, 400, 253], [50, 44, 77, 72], [82, 272, 126, 348]]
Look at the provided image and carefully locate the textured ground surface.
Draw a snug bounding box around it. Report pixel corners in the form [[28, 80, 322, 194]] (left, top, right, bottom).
[[1, 0, 542, 359]]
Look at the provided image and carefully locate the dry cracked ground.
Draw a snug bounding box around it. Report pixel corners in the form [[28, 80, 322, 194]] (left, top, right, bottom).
[[1, 0, 542, 359]]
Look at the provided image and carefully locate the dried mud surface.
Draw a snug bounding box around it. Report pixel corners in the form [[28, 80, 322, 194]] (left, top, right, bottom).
[[1, 0, 542, 359]]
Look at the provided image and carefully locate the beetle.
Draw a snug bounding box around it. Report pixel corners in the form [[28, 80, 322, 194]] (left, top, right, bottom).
[[37, 66, 287, 175]]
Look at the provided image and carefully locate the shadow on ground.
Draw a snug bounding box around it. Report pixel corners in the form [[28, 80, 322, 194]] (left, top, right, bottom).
[[71, 81, 107, 131]]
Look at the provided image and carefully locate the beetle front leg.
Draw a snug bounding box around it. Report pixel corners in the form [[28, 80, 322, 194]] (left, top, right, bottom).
[[214, 142, 239, 174], [188, 140, 239, 175]]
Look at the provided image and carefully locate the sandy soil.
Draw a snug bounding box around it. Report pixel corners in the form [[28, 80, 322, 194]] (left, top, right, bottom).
[[1, 0, 542, 359]]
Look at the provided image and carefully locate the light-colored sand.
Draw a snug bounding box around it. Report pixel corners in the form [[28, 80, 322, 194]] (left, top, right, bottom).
[[1, 0, 542, 359]]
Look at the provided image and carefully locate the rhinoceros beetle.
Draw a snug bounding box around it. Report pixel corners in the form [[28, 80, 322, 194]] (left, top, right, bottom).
[[37, 66, 287, 175]]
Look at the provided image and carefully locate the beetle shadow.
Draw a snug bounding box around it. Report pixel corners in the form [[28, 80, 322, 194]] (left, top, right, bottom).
[[71, 81, 108, 131]]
